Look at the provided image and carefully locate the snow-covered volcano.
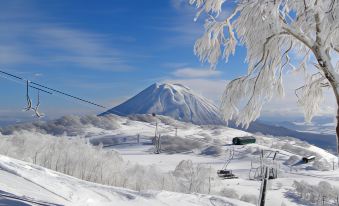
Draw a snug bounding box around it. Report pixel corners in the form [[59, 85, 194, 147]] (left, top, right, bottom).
[[101, 83, 225, 125]]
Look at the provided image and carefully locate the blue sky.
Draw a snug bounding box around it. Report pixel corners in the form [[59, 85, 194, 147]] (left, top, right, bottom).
[[0, 0, 335, 122]]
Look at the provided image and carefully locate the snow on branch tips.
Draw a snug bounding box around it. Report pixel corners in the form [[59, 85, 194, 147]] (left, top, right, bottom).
[[189, 0, 225, 20], [190, 0, 339, 127], [296, 73, 327, 122], [193, 6, 238, 69]]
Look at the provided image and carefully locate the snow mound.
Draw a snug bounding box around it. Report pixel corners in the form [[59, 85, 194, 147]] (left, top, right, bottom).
[[101, 83, 225, 125]]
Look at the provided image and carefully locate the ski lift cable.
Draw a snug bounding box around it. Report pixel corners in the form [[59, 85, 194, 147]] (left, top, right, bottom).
[[0, 70, 158, 117], [0, 73, 52, 94], [0, 69, 106, 109], [2, 74, 107, 113], [30, 81, 107, 109], [103, 109, 127, 116], [0, 70, 22, 80], [30, 85, 53, 95]]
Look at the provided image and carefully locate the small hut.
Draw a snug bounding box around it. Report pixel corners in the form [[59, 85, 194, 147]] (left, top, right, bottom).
[[232, 136, 256, 145], [302, 156, 315, 163]]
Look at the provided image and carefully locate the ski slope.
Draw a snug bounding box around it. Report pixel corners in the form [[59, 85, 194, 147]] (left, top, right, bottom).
[[88, 115, 339, 206], [0, 155, 254, 206], [0, 114, 338, 205]]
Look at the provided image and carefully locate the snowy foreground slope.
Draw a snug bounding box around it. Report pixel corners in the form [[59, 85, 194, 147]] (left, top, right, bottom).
[[0, 114, 339, 205], [0, 155, 253, 206]]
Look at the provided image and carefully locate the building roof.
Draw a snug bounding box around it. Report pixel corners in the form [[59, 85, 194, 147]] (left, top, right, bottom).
[[234, 136, 256, 140]]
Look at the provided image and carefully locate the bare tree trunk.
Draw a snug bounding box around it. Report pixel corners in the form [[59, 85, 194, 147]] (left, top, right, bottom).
[[330, 85, 339, 159], [313, 47, 339, 157], [329, 85, 339, 157], [327, 70, 339, 157], [336, 107, 339, 156]]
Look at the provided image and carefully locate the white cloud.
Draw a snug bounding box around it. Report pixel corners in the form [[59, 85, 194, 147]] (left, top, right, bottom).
[[0, 22, 133, 71], [162, 62, 188, 69], [173, 67, 221, 78], [171, 0, 187, 10], [0, 45, 36, 65], [38, 27, 133, 71], [34, 73, 43, 77]]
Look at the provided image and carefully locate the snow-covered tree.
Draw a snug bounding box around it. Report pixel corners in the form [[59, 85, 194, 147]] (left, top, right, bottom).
[[173, 160, 212, 193], [189, 0, 339, 154], [293, 180, 338, 204]]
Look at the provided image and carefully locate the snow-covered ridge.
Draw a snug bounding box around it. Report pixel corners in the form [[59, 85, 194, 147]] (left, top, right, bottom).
[[101, 83, 225, 125]]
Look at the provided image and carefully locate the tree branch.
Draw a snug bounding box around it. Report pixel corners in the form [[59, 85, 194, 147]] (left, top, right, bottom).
[[249, 32, 288, 74], [295, 72, 327, 99], [281, 24, 314, 50], [278, 6, 314, 49]]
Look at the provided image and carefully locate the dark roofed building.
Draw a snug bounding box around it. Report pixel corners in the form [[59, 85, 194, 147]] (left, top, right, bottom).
[[232, 136, 256, 145]]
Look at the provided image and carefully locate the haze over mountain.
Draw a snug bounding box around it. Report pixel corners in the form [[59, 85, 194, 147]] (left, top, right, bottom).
[[234, 121, 337, 152], [101, 83, 336, 152], [261, 116, 336, 135], [101, 83, 225, 125]]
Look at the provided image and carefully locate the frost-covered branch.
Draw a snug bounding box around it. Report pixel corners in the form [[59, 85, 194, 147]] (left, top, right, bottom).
[[193, 6, 241, 68], [295, 72, 328, 121], [190, 0, 339, 128]]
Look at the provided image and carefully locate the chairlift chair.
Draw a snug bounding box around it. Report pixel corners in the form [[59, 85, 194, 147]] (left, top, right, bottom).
[[32, 90, 44, 118], [268, 168, 277, 179], [23, 80, 33, 112], [217, 148, 238, 179], [217, 169, 238, 179]]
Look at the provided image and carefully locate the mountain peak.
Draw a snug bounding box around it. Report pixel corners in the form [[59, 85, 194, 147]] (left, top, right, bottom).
[[152, 82, 191, 91], [101, 83, 224, 125]]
